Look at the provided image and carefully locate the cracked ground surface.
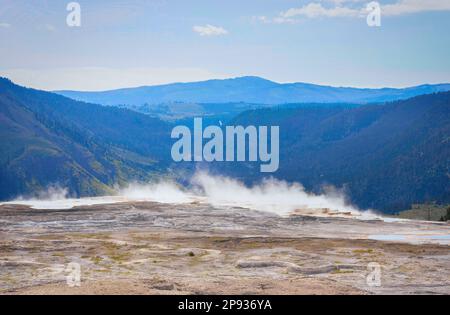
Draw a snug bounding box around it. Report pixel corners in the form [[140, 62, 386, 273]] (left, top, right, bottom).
[[0, 201, 449, 295]]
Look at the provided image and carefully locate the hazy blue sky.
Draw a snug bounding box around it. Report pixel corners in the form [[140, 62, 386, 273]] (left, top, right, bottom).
[[0, 0, 449, 90]]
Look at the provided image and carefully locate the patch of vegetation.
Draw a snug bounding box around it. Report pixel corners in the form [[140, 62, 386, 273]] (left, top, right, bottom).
[[91, 256, 103, 265], [352, 249, 374, 254], [102, 242, 131, 264], [108, 252, 131, 263], [395, 204, 450, 221], [440, 207, 450, 222], [51, 252, 66, 257]]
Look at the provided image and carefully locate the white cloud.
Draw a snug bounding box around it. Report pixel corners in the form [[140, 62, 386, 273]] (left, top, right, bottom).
[[324, 0, 366, 4], [193, 24, 228, 36], [253, 15, 298, 24], [264, 0, 450, 23], [382, 0, 450, 16], [0, 23, 11, 28], [281, 3, 360, 18]]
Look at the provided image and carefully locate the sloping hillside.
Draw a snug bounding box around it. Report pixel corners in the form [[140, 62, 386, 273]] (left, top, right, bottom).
[[217, 92, 450, 212], [0, 78, 172, 200], [2, 78, 449, 212]]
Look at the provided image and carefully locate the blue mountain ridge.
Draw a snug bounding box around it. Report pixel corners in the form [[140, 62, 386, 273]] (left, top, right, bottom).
[[56, 76, 450, 106]]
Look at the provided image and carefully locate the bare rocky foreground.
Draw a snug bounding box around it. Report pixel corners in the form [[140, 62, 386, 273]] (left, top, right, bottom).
[[0, 201, 449, 295]]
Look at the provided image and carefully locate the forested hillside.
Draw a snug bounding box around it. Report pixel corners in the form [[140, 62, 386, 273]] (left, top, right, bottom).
[[1, 78, 449, 213], [215, 92, 450, 212], [0, 78, 172, 200]]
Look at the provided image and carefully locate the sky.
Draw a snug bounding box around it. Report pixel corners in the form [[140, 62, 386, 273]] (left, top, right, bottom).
[[0, 0, 450, 91]]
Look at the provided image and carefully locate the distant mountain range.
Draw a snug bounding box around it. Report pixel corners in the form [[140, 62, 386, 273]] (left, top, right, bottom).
[[1, 77, 449, 213], [56, 76, 450, 106]]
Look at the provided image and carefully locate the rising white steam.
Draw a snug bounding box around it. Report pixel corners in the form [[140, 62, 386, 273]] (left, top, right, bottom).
[[1, 173, 373, 218], [121, 172, 363, 216], [28, 185, 69, 201], [191, 172, 359, 216], [1, 185, 120, 210]]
